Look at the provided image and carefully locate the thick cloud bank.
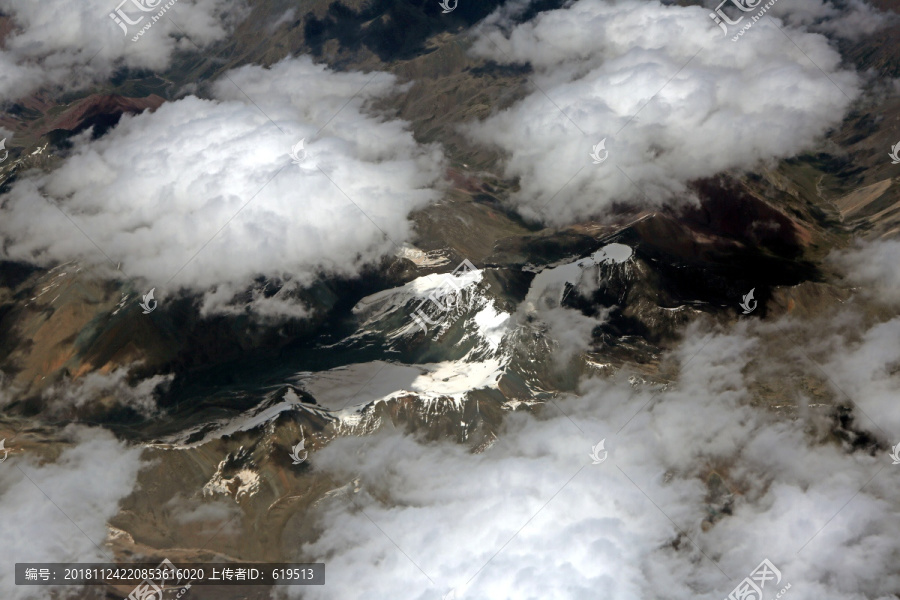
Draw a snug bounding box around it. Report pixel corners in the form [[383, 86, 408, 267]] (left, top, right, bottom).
[[290, 316, 900, 600], [466, 0, 862, 224], [0, 0, 245, 102], [0, 57, 445, 316], [0, 427, 143, 600]]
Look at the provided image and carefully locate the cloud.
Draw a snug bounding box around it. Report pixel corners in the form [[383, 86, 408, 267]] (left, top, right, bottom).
[[517, 250, 620, 366], [820, 316, 900, 440], [162, 493, 241, 539], [464, 0, 861, 224], [41, 366, 174, 417], [283, 315, 900, 599], [829, 238, 900, 305], [0, 426, 144, 599], [165, 493, 238, 524], [539, 304, 606, 365], [0, 0, 247, 102], [0, 56, 446, 317], [764, 0, 891, 40]]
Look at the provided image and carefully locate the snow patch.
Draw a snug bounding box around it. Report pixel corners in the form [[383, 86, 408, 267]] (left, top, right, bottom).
[[473, 302, 510, 351], [591, 243, 632, 264], [397, 246, 451, 268], [203, 459, 260, 502], [352, 269, 483, 325], [523, 242, 633, 311]]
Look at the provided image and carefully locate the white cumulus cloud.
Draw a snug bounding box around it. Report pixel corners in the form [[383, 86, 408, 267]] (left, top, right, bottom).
[[0, 0, 247, 102], [283, 316, 900, 600], [0, 56, 446, 317], [0, 426, 144, 599], [465, 0, 861, 224]]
